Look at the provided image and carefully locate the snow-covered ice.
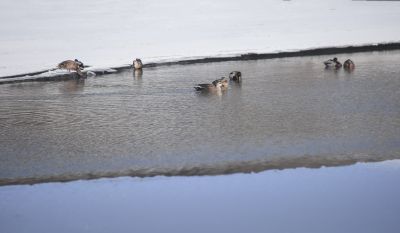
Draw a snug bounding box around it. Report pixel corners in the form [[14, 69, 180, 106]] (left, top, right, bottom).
[[1, 0, 400, 77]]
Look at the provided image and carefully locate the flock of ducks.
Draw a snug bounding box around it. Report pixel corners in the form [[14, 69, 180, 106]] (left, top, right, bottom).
[[56, 58, 242, 93], [56, 58, 142, 77], [56, 56, 354, 92]]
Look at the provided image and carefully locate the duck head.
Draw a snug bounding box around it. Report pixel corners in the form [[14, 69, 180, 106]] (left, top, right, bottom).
[[74, 59, 84, 69]]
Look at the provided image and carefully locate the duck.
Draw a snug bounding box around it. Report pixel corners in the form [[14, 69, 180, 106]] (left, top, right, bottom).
[[229, 71, 242, 82], [324, 57, 342, 68], [343, 59, 355, 70], [194, 79, 223, 91], [221, 79, 229, 90], [74, 59, 85, 69], [57, 60, 83, 76], [133, 58, 143, 70], [212, 77, 229, 90]]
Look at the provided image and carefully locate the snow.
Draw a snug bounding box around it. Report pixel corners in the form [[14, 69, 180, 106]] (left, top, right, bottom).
[[1, 0, 400, 77]]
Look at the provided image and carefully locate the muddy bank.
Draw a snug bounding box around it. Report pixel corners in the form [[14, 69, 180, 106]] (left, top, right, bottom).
[[1, 42, 400, 84]]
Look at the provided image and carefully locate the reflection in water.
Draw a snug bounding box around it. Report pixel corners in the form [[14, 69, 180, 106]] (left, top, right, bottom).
[[324, 66, 341, 77], [0, 153, 394, 186], [344, 67, 355, 73], [59, 79, 86, 93], [195, 88, 226, 97], [1, 51, 400, 185], [1, 160, 400, 233], [133, 69, 143, 80], [230, 79, 242, 88]]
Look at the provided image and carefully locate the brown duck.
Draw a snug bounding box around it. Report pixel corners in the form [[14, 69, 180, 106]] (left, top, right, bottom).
[[58, 60, 83, 76]]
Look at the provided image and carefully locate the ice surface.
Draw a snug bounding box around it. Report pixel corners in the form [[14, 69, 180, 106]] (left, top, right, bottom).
[[1, 0, 400, 76]]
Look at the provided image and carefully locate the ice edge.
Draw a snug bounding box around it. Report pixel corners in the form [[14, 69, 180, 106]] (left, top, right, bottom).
[[1, 42, 400, 84]]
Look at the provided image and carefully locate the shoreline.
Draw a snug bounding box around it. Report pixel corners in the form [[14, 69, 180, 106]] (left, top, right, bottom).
[[1, 154, 397, 186], [1, 42, 400, 84]]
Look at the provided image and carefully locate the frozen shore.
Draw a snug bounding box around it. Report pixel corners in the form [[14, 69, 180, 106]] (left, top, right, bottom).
[[1, 0, 400, 77], [1, 42, 400, 84]]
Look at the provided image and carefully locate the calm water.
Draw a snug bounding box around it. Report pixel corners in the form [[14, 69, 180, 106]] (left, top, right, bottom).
[[1, 160, 400, 233], [1, 51, 400, 184]]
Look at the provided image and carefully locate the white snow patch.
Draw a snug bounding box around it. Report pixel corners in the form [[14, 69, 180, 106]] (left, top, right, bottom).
[[1, 0, 400, 76]]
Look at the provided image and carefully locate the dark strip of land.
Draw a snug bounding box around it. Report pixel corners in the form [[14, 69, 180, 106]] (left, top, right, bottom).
[[1, 154, 397, 186], [143, 42, 400, 67], [1, 42, 400, 84]]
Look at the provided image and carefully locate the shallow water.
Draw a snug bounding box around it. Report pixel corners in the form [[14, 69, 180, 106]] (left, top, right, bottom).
[[1, 51, 400, 184], [1, 160, 400, 233]]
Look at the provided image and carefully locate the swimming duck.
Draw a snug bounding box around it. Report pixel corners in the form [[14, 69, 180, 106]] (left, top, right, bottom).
[[221, 79, 229, 90], [343, 59, 355, 70], [133, 58, 143, 70], [229, 71, 242, 82], [324, 57, 342, 68], [58, 60, 83, 76], [212, 77, 228, 90], [194, 79, 223, 91]]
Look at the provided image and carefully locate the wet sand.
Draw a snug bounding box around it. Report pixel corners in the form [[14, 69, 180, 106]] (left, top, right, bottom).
[[1, 160, 400, 233]]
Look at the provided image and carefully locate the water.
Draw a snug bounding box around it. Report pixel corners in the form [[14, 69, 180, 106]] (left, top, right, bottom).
[[1, 51, 400, 184], [1, 160, 400, 233]]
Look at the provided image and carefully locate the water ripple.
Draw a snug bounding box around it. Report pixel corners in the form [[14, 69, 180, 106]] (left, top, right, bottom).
[[1, 51, 400, 184]]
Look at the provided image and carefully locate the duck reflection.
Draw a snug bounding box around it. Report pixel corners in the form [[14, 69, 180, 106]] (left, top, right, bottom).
[[196, 88, 227, 97], [59, 79, 85, 93], [133, 69, 143, 80], [324, 65, 341, 78]]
